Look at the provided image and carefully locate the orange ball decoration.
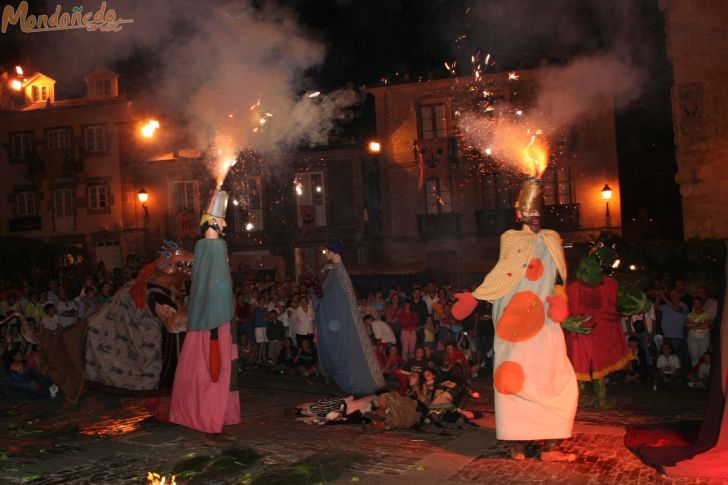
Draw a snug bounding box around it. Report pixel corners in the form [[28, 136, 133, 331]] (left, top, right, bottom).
[[494, 361, 525, 394], [525, 258, 544, 281], [496, 290, 545, 342]]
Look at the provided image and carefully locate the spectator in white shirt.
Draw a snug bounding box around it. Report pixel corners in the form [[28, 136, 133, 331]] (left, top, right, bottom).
[[422, 283, 438, 315], [40, 302, 60, 331], [655, 342, 683, 389], [364, 314, 396, 368], [55, 286, 78, 329], [292, 296, 315, 348]]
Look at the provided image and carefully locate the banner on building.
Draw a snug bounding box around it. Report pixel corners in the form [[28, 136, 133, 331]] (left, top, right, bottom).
[[415, 138, 450, 190]]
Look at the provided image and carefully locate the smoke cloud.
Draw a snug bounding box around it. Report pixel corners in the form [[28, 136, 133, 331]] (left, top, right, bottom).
[[25, 0, 360, 169], [454, 0, 647, 174]]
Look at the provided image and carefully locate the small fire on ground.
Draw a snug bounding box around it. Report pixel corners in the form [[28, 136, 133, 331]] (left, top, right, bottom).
[[147, 472, 176, 485]]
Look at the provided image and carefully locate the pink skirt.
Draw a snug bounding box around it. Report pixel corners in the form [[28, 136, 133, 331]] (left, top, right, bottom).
[[169, 322, 241, 433]]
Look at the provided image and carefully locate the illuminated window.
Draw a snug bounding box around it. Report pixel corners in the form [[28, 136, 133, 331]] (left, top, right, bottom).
[[542, 159, 573, 205], [32, 85, 48, 103], [232, 177, 264, 232], [425, 177, 452, 214], [88, 185, 109, 209], [173, 181, 198, 212], [295, 171, 326, 228], [47, 127, 71, 150], [418, 103, 448, 140], [84, 125, 106, 152]]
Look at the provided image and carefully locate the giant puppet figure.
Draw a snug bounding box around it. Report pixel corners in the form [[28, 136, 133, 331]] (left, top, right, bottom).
[[564, 244, 634, 409], [452, 178, 579, 461], [310, 240, 385, 395], [170, 188, 241, 439]]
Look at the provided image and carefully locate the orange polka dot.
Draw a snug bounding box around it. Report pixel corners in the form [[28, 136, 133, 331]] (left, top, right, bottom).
[[494, 361, 525, 394], [526, 258, 544, 281], [496, 291, 545, 342]]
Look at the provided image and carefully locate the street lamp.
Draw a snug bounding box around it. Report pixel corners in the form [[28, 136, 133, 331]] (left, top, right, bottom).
[[138, 188, 149, 258], [368, 141, 381, 153], [601, 184, 612, 228]]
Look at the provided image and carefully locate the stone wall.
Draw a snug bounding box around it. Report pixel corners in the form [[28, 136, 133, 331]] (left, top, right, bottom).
[[659, 0, 728, 239]]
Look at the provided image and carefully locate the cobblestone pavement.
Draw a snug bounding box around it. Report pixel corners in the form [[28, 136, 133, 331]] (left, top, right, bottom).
[[0, 369, 724, 485]]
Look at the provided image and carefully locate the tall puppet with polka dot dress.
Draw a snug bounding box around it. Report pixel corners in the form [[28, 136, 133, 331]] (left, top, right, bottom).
[[452, 178, 582, 462]]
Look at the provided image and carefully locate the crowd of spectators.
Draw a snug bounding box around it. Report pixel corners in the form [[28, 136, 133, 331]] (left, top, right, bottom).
[[619, 278, 718, 391], [0, 253, 720, 402]]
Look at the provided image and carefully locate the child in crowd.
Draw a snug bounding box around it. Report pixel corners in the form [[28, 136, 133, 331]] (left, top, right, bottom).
[[443, 341, 470, 383], [274, 337, 297, 374], [237, 333, 256, 369], [655, 342, 683, 389], [295, 338, 319, 376], [623, 336, 645, 384], [40, 303, 60, 331], [687, 352, 711, 389], [382, 344, 403, 378], [423, 315, 437, 350]]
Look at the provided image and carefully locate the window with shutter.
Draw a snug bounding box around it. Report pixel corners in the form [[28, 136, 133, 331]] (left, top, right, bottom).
[[15, 192, 36, 216], [88, 185, 109, 209], [295, 171, 326, 228], [85, 125, 105, 152], [425, 178, 452, 214], [10, 132, 32, 160]]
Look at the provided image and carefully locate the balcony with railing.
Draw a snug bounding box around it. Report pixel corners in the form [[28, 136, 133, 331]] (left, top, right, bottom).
[[26, 146, 84, 178], [476, 203, 580, 237], [8, 216, 42, 232]]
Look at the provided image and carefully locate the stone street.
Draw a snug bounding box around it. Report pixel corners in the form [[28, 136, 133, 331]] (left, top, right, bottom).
[[0, 370, 725, 485]]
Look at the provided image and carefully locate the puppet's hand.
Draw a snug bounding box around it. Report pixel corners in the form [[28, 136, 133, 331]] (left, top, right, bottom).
[[561, 315, 593, 334], [546, 286, 569, 323], [452, 292, 478, 321]]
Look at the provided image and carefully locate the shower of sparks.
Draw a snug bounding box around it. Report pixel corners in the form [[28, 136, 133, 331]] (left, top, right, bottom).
[[508, 71, 519, 81], [308, 91, 321, 98]]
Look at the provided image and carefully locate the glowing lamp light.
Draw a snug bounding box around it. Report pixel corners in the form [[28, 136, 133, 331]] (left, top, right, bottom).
[[10, 79, 21, 91], [140, 120, 160, 138], [629, 264, 637, 271], [137, 188, 149, 204], [601, 184, 613, 202], [368, 141, 381, 153], [15, 66, 23, 76], [245, 222, 254, 231], [315, 186, 322, 193]]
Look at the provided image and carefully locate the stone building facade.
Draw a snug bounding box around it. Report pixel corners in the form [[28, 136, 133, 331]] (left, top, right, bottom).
[[0, 67, 138, 270], [367, 71, 623, 273], [659, 0, 728, 239]]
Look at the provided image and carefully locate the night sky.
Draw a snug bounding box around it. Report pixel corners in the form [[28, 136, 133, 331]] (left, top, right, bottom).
[[0, 0, 683, 239]]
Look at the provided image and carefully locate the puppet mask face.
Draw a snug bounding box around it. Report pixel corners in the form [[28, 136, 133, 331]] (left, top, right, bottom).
[[518, 211, 542, 233]]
